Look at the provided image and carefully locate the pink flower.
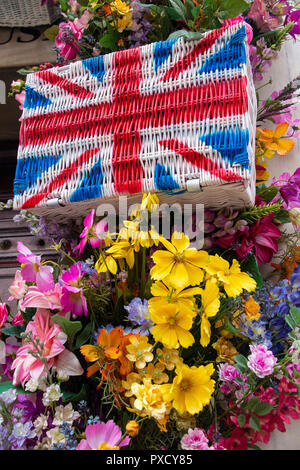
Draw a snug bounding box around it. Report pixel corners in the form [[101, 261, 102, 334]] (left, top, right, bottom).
[[223, 15, 253, 44], [181, 428, 210, 450], [11, 313, 25, 326], [21, 284, 63, 312], [218, 363, 241, 383], [0, 304, 8, 329], [74, 10, 93, 30], [11, 309, 83, 386], [247, 344, 277, 378], [75, 210, 108, 254], [15, 90, 26, 110], [77, 421, 130, 450], [236, 214, 281, 265], [55, 21, 83, 61], [60, 264, 88, 318], [248, 0, 280, 31], [220, 427, 248, 450], [17, 242, 54, 293], [8, 270, 28, 301]]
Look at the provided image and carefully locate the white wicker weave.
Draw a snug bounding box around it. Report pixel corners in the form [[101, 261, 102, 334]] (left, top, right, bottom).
[[0, 0, 60, 27], [13, 22, 257, 221]]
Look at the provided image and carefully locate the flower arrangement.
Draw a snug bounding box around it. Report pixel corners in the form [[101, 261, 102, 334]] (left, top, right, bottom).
[[2, 0, 300, 452]]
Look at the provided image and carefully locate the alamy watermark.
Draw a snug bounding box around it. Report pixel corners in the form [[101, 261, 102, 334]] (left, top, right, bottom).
[[95, 196, 205, 248]]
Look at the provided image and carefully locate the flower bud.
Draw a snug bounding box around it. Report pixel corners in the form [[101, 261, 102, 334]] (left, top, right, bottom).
[[126, 420, 139, 437]]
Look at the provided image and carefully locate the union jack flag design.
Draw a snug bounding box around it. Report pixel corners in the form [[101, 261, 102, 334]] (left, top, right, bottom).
[[13, 21, 256, 215]]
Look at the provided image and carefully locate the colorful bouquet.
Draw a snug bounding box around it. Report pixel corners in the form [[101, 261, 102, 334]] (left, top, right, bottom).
[[2, 0, 300, 452]]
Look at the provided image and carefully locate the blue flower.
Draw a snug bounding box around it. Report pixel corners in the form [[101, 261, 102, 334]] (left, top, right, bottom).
[[291, 266, 300, 289], [124, 297, 154, 334], [288, 291, 300, 308]]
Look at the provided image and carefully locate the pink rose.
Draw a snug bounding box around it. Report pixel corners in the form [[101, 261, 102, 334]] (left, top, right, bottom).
[[247, 344, 277, 378]]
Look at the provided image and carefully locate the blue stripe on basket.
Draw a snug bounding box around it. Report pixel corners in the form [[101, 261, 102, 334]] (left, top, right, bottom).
[[14, 154, 62, 196], [23, 85, 52, 110], [83, 55, 105, 82], [199, 127, 249, 168], [198, 26, 247, 75], [70, 159, 104, 203], [155, 163, 180, 191], [153, 38, 178, 72]]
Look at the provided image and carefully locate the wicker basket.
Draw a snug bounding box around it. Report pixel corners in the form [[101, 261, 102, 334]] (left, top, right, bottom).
[[13, 21, 257, 221], [0, 0, 60, 27]]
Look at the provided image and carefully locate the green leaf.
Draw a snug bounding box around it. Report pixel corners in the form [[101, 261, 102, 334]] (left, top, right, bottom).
[[74, 321, 94, 350], [218, 0, 249, 19], [253, 402, 273, 416], [290, 307, 300, 325], [164, 6, 182, 20], [0, 324, 26, 338], [234, 354, 248, 372], [21, 308, 36, 324], [242, 253, 263, 288], [168, 30, 204, 40], [226, 318, 238, 334], [237, 414, 246, 428], [62, 384, 87, 404], [169, 0, 188, 21], [273, 208, 291, 225], [99, 32, 119, 50], [52, 315, 82, 349], [256, 185, 278, 203], [245, 396, 261, 411], [191, 5, 201, 18], [285, 315, 296, 330], [249, 415, 261, 431], [0, 380, 26, 395], [43, 25, 59, 41]]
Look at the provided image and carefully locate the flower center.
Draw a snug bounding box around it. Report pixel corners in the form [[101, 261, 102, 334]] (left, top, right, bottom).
[[180, 378, 191, 391], [96, 442, 120, 450]]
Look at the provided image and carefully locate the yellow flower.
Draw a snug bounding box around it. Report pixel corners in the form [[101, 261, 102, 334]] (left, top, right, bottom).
[[141, 192, 160, 212], [122, 372, 142, 398], [212, 337, 238, 364], [150, 232, 209, 289], [151, 303, 195, 349], [149, 280, 201, 316], [156, 347, 183, 371], [244, 297, 261, 321], [106, 240, 136, 269], [140, 362, 169, 385], [115, 12, 132, 32], [126, 421, 139, 437], [131, 379, 171, 421], [98, 442, 120, 450], [164, 363, 215, 415], [126, 335, 154, 369], [95, 252, 119, 275], [199, 279, 220, 347], [205, 255, 256, 297], [257, 123, 295, 156], [111, 0, 131, 15]]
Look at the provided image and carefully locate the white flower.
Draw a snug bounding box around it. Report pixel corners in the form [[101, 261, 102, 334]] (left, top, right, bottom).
[[46, 427, 65, 447], [0, 388, 17, 405], [25, 377, 39, 392], [34, 414, 49, 436], [52, 403, 81, 426], [42, 384, 62, 406], [56, 370, 69, 382]]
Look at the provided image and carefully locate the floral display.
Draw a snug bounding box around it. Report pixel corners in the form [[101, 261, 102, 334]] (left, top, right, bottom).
[[1, 0, 300, 453]]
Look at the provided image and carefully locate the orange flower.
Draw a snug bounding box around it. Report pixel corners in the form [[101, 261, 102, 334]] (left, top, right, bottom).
[[257, 123, 295, 156], [244, 297, 261, 322], [80, 327, 135, 378]]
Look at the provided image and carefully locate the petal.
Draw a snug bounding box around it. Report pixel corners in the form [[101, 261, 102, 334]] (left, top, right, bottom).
[[171, 232, 190, 253], [277, 139, 295, 155], [274, 122, 289, 138], [55, 349, 84, 376], [167, 262, 189, 290]]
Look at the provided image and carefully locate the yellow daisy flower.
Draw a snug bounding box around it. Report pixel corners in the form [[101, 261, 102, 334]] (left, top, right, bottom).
[[150, 232, 209, 289], [199, 279, 220, 347], [164, 363, 215, 415], [150, 303, 195, 349], [205, 255, 256, 297], [256, 122, 295, 156]]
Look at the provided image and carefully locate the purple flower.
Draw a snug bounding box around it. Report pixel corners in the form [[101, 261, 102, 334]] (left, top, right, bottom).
[[218, 363, 241, 383], [8, 421, 36, 448], [0, 388, 17, 405], [272, 168, 300, 210], [285, 10, 300, 39], [124, 297, 154, 334], [247, 344, 278, 378]]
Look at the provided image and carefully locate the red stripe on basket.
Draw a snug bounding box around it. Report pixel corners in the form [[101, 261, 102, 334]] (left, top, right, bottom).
[[158, 139, 243, 182], [21, 148, 101, 209], [112, 48, 145, 193], [160, 25, 230, 82], [20, 76, 248, 148], [36, 70, 95, 100]]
